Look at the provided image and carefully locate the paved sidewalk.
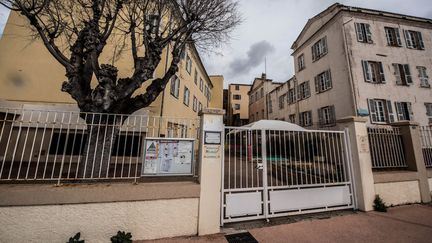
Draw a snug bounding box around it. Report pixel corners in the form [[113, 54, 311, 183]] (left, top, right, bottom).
[[139, 204, 432, 243]]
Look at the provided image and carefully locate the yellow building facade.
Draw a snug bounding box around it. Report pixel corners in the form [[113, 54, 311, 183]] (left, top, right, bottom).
[[0, 12, 222, 124]]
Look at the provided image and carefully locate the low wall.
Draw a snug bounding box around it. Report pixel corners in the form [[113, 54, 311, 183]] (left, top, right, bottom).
[[0, 182, 201, 242], [0, 198, 199, 242], [429, 178, 432, 193], [374, 181, 421, 206]]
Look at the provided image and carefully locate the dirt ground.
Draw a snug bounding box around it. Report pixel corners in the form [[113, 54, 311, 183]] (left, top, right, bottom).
[[137, 204, 432, 243]]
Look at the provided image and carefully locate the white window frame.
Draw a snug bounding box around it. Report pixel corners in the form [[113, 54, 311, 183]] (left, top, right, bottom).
[[385, 27, 402, 47], [368, 99, 395, 124], [183, 86, 190, 106], [193, 96, 197, 112], [170, 75, 180, 98], [299, 111, 312, 127], [311, 37, 328, 62], [392, 63, 412, 86], [186, 54, 192, 74], [417, 66, 430, 88], [355, 23, 373, 43], [315, 70, 332, 93], [298, 54, 305, 71], [404, 30, 424, 50], [362, 61, 386, 84], [279, 94, 285, 109], [395, 101, 413, 121]]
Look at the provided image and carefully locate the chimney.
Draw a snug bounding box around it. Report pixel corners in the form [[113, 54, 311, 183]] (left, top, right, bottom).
[[261, 73, 266, 80]]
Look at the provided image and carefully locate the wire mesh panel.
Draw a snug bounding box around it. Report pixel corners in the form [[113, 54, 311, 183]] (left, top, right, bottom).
[[420, 126, 432, 167], [0, 107, 200, 183], [367, 126, 407, 169]]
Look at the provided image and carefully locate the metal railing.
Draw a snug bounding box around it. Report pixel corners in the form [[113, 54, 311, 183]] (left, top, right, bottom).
[[420, 126, 432, 167], [367, 126, 407, 169], [0, 107, 200, 183]]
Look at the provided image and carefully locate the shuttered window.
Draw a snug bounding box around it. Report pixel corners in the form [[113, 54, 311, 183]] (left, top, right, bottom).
[[362, 61, 386, 84], [314, 70, 332, 93], [299, 111, 312, 127], [298, 81, 311, 100], [318, 105, 336, 127], [395, 102, 413, 121], [384, 27, 402, 47], [368, 99, 395, 124], [355, 23, 373, 43], [392, 63, 412, 86], [417, 66, 430, 88], [311, 37, 328, 62], [404, 30, 424, 50]]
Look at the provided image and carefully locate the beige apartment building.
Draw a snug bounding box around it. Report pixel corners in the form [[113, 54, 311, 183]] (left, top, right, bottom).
[[0, 12, 222, 131], [226, 83, 251, 126], [248, 73, 282, 122], [272, 3, 432, 128]]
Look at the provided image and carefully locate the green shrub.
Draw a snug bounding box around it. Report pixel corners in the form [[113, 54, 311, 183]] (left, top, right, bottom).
[[373, 195, 387, 212], [67, 232, 84, 243], [111, 231, 132, 243]]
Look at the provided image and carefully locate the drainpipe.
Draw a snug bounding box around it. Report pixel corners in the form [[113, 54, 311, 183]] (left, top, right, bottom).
[[342, 18, 359, 116]]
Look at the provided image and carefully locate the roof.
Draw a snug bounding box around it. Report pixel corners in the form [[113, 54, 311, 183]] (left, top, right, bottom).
[[291, 3, 432, 50], [242, 120, 306, 131]]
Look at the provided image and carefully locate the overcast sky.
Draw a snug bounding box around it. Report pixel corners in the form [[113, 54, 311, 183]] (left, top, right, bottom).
[[1, 1, 432, 88]]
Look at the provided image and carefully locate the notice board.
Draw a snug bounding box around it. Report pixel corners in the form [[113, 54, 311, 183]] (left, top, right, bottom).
[[142, 138, 194, 176]]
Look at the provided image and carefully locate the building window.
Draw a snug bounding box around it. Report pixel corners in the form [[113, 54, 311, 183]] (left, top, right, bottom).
[[298, 81, 311, 100], [199, 78, 203, 92], [250, 93, 254, 104], [235, 85, 240, 90], [279, 94, 286, 109], [170, 75, 180, 98], [299, 111, 312, 127], [392, 64, 412, 86], [48, 132, 87, 155], [385, 27, 402, 47], [167, 122, 188, 138], [186, 54, 192, 74], [318, 105, 336, 127], [198, 102, 202, 112], [183, 86, 190, 106], [362, 61, 386, 84], [355, 23, 373, 43], [193, 96, 198, 112], [194, 70, 198, 84], [417, 66, 430, 88], [314, 70, 332, 93], [204, 85, 208, 99], [287, 88, 296, 104], [289, 114, 296, 124], [368, 99, 395, 123], [298, 54, 305, 71], [311, 36, 327, 62], [268, 98, 273, 113], [233, 94, 241, 100], [404, 30, 424, 50], [260, 88, 264, 98], [395, 102, 413, 121], [234, 104, 240, 110], [425, 103, 432, 118]]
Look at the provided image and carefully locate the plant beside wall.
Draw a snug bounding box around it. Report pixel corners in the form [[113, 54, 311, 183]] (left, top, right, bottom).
[[111, 231, 132, 243], [373, 195, 387, 212], [67, 232, 85, 243]]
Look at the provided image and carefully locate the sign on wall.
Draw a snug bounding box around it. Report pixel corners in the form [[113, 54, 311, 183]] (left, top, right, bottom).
[[142, 138, 194, 176]]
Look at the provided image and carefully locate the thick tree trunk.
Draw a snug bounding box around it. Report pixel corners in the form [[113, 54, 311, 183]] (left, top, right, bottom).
[[79, 114, 122, 179]]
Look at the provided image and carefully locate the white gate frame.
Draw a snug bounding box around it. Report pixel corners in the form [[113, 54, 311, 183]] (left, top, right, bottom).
[[221, 126, 357, 225]]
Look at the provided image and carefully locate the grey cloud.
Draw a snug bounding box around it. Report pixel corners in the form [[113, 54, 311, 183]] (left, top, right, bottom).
[[228, 40, 275, 77]]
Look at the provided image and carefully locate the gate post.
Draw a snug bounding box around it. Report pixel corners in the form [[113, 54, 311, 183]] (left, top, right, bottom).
[[337, 117, 375, 211], [197, 108, 225, 235]]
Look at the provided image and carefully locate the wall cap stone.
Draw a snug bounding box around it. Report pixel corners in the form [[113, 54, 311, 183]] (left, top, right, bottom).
[[337, 116, 368, 123], [391, 121, 420, 127], [199, 108, 225, 116]]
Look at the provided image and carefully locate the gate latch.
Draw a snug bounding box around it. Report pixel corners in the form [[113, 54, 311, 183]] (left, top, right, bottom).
[[256, 163, 263, 170]]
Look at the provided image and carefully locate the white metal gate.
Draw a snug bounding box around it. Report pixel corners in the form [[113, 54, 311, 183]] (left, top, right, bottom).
[[221, 127, 357, 224]]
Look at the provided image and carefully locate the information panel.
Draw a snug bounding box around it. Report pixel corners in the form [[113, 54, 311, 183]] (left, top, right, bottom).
[[142, 138, 194, 176]]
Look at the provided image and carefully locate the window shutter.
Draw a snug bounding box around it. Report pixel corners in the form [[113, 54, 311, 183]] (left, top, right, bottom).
[[318, 108, 323, 127], [385, 28, 391, 45], [314, 76, 320, 93], [355, 23, 364, 42], [407, 102, 414, 120], [395, 29, 402, 46], [368, 99, 377, 122], [393, 64, 402, 85], [379, 62, 386, 83], [326, 70, 332, 89], [299, 113, 304, 127], [417, 32, 424, 50], [322, 37, 328, 54], [365, 24, 373, 43], [329, 106, 336, 124], [386, 100, 395, 123], [395, 102, 404, 121], [305, 81, 310, 98], [404, 30, 413, 48], [403, 64, 413, 85], [362, 60, 371, 82], [311, 46, 316, 61]]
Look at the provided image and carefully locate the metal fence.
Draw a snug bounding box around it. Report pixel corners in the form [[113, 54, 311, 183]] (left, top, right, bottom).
[[420, 126, 432, 167], [367, 126, 407, 169], [0, 107, 200, 183]]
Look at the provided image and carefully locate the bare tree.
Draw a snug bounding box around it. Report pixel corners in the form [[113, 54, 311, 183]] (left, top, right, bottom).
[[1, 0, 240, 178]]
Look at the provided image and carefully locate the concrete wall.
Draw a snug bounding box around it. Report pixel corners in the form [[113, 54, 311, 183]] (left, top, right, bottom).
[[0, 198, 198, 243], [374, 181, 422, 206], [429, 178, 432, 192]]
